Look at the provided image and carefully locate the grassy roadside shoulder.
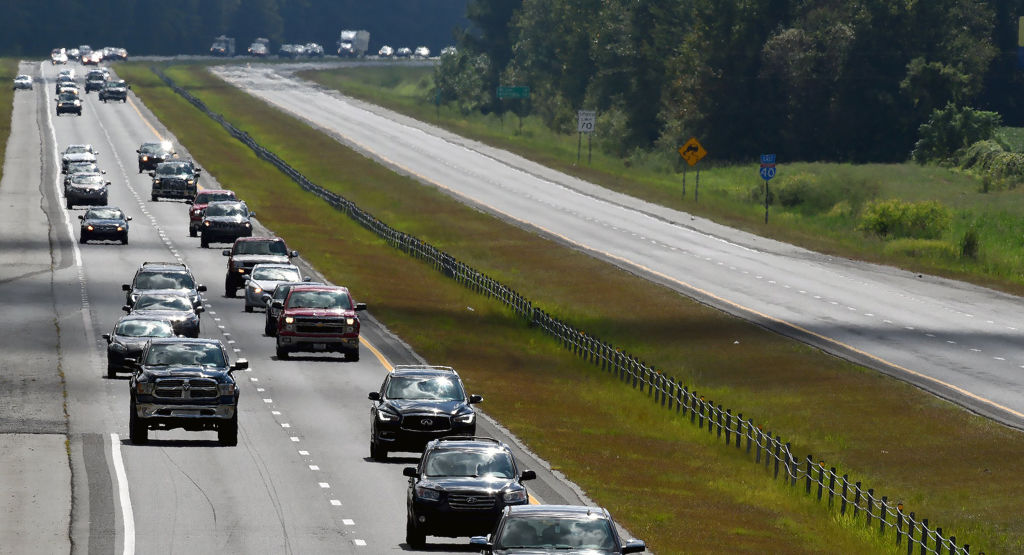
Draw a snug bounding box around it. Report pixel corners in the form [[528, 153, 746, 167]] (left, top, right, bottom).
[[301, 65, 1024, 296], [119, 62, 1024, 553]]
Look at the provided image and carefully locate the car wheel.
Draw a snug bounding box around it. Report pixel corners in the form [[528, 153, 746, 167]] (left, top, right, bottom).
[[370, 440, 387, 461], [200, 235, 209, 248], [66, 199, 72, 209], [276, 344, 289, 359], [264, 318, 276, 337], [189, 227, 197, 238], [79, 234, 87, 244], [218, 415, 238, 446], [151, 194, 158, 202], [346, 347, 360, 362], [106, 364, 116, 379], [244, 304, 253, 313], [405, 518, 426, 548], [121, 234, 128, 245], [128, 404, 148, 444]]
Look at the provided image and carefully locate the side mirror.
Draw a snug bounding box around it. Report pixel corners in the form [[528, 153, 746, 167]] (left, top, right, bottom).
[[249, 211, 255, 217], [271, 301, 283, 309], [195, 306, 205, 313], [122, 305, 131, 312], [222, 249, 231, 256], [368, 391, 381, 401], [231, 359, 249, 371], [622, 539, 646, 554], [185, 199, 193, 205], [402, 467, 418, 478], [126, 216, 133, 221], [121, 284, 131, 291], [78, 215, 84, 220], [101, 170, 107, 174], [520, 470, 536, 481], [289, 250, 299, 258], [303, 277, 311, 282], [135, 149, 141, 153], [469, 394, 483, 404], [197, 284, 207, 292], [355, 303, 367, 311], [196, 168, 202, 174], [262, 294, 273, 304], [469, 537, 491, 549], [101, 333, 111, 342], [147, 171, 155, 177], [105, 181, 111, 186]]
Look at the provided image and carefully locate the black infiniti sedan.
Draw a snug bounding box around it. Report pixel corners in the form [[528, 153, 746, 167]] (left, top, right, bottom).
[[79, 206, 131, 244], [102, 315, 175, 378]]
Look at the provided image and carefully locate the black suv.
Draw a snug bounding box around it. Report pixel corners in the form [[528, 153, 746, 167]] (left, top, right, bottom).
[[122, 261, 206, 310], [403, 437, 536, 548], [199, 200, 254, 248], [369, 365, 482, 460], [84, 69, 107, 93], [470, 505, 647, 554], [136, 141, 176, 173], [222, 236, 298, 297], [98, 80, 128, 102], [149, 160, 201, 201], [128, 337, 246, 445]]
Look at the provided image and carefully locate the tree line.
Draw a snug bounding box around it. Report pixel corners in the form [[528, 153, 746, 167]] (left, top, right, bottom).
[[0, 0, 466, 58], [438, 0, 1024, 163]]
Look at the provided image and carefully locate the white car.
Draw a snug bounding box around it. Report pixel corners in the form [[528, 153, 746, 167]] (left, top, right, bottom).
[[51, 48, 68, 65], [414, 46, 430, 58], [243, 263, 304, 312], [378, 45, 394, 57], [13, 75, 32, 90], [395, 47, 412, 58]]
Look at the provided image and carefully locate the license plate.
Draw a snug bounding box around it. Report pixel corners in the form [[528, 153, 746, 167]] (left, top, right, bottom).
[[313, 343, 327, 350], [173, 410, 200, 417]]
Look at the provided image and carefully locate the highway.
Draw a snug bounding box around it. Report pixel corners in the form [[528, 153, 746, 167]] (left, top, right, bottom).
[[213, 63, 1024, 429], [0, 61, 597, 554]]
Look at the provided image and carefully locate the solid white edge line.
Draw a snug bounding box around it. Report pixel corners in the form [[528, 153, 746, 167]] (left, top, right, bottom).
[[41, 62, 82, 268], [109, 433, 135, 555]]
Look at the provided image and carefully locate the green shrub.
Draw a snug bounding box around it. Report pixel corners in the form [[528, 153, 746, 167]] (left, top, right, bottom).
[[883, 238, 957, 259], [857, 199, 952, 239], [955, 140, 1024, 190], [912, 103, 1001, 163], [960, 226, 980, 259]]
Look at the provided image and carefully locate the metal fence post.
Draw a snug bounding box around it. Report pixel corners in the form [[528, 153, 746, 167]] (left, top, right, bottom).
[[828, 468, 837, 508], [920, 518, 928, 555], [773, 438, 781, 479], [879, 496, 888, 535], [816, 463, 824, 501], [906, 512, 915, 555], [746, 420, 753, 455], [896, 503, 904, 546], [853, 482, 862, 518], [805, 455, 813, 494], [867, 489, 874, 527], [841, 475, 849, 515]]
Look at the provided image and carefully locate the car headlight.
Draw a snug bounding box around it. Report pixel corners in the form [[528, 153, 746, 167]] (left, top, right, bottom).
[[346, 317, 355, 325], [218, 383, 236, 395], [252, 286, 262, 295], [86, 225, 94, 231], [503, 489, 527, 503], [284, 317, 294, 324], [414, 486, 440, 501], [134, 380, 154, 395], [141, 156, 148, 161], [237, 268, 245, 273], [454, 412, 475, 425], [74, 100, 81, 105], [187, 179, 194, 185], [243, 222, 251, 228], [377, 410, 398, 422], [116, 226, 124, 232], [204, 221, 210, 227], [191, 208, 201, 215]]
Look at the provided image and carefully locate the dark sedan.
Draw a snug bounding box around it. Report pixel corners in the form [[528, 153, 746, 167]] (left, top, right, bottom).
[[136, 141, 176, 173], [79, 206, 131, 244], [56, 92, 82, 116], [471, 505, 646, 554], [199, 200, 253, 248], [102, 316, 175, 378], [123, 292, 203, 338], [63, 161, 104, 194], [65, 173, 109, 209]]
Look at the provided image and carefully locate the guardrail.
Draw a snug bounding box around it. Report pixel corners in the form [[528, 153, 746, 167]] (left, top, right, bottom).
[[151, 67, 981, 554]]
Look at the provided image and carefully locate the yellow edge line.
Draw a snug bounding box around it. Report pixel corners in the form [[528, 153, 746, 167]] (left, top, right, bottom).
[[316, 113, 1024, 423], [126, 96, 164, 141]]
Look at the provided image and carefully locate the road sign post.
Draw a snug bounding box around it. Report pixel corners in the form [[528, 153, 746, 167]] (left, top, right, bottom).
[[497, 86, 530, 133], [759, 154, 777, 223], [678, 137, 707, 201], [577, 110, 595, 164]]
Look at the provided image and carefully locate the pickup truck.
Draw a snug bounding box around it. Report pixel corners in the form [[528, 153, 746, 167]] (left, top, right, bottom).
[[273, 284, 366, 361]]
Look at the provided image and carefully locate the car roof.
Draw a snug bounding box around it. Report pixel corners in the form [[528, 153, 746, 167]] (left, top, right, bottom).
[[287, 284, 347, 293], [235, 236, 282, 243], [137, 263, 189, 273], [115, 314, 174, 325], [196, 189, 234, 195], [428, 437, 507, 451], [391, 365, 458, 377], [206, 200, 245, 207], [135, 290, 192, 299], [506, 505, 612, 519], [146, 337, 223, 347], [272, 281, 320, 290], [251, 263, 298, 270], [83, 206, 124, 213]]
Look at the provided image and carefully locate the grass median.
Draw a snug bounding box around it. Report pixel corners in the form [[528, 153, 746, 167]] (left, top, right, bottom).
[[117, 62, 1024, 553]]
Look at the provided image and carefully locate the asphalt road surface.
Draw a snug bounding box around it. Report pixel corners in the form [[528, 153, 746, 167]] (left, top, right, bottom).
[[0, 61, 602, 555], [212, 63, 1024, 429]]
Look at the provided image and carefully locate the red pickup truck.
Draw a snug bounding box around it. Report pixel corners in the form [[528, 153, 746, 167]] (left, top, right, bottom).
[[272, 284, 366, 361]]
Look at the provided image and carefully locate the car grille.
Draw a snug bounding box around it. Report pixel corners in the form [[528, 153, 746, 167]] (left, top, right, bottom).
[[91, 224, 119, 232], [448, 493, 496, 510], [294, 318, 351, 334], [153, 377, 219, 399], [400, 414, 452, 432]]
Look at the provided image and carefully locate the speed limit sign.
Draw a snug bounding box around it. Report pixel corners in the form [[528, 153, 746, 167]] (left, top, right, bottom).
[[577, 110, 596, 134]]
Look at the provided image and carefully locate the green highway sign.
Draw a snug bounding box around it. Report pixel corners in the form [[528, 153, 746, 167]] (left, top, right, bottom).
[[497, 86, 530, 99]]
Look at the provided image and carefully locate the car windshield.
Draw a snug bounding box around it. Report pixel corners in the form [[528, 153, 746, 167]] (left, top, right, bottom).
[[252, 267, 300, 282], [59, 93, 77, 101], [68, 162, 99, 173], [66, 146, 90, 154], [72, 174, 104, 185], [155, 164, 191, 177], [115, 319, 174, 338], [386, 376, 465, 401], [235, 240, 288, 255], [143, 343, 225, 367], [423, 449, 514, 479], [106, 82, 125, 89], [195, 192, 234, 204], [286, 290, 350, 309], [205, 203, 246, 217], [135, 271, 194, 290], [496, 516, 615, 550], [134, 295, 193, 312], [84, 208, 123, 220]]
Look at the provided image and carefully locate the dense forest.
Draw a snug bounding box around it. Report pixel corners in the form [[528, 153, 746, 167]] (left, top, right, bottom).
[[439, 0, 1024, 163], [0, 0, 467, 57]]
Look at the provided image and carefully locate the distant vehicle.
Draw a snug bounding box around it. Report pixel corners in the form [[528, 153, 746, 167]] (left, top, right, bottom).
[[84, 69, 107, 93], [122, 260, 206, 310], [65, 173, 109, 209], [122, 292, 201, 338], [187, 189, 237, 237], [62, 144, 98, 171], [63, 161, 104, 194], [470, 505, 647, 554], [414, 46, 430, 58], [101, 315, 175, 378], [78, 205, 130, 245], [210, 35, 235, 57], [78, 45, 92, 57], [248, 37, 270, 57], [51, 48, 68, 64], [222, 237, 299, 297], [272, 284, 366, 360], [305, 42, 324, 57], [13, 75, 32, 90], [55, 75, 75, 94], [378, 45, 394, 57], [440, 46, 457, 57], [395, 47, 413, 58], [199, 200, 254, 249], [57, 84, 78, 97], [136, 141, 176, 173], [243, 263, 302, 313], [58, 68, 75, 79], [279, 44, 300, 58], [66, 48, 80, 62], [149, 160, 201, 201], [98, 80, 128, 103], [337, 29, 370, 57]]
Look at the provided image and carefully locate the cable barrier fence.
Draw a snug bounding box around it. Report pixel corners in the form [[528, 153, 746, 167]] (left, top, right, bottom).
[[152, 67, 981, 554]]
